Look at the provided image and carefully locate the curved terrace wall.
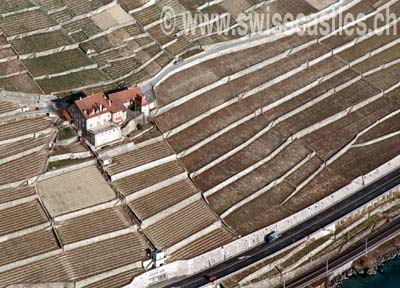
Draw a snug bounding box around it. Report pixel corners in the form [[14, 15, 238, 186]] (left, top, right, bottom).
[[126, 154, 400, 288]]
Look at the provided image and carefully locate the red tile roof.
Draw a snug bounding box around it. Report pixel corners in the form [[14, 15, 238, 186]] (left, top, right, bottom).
[[74, 87, 146, 119], [75, 92, 111, 120], [60, 107, 72, 123], [109, 87, 143, 102]]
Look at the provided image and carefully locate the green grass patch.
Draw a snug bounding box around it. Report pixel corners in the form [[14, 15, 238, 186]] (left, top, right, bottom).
[[37, 69, 110, 93], [383, 204, 400, 216], [58, 127, 76, 141], [0, 0, 33, 14], [181, 48, 204, 59], [23, 49, 93, 77], [47, 158, 91, 170], [11, 30, 74, 54]]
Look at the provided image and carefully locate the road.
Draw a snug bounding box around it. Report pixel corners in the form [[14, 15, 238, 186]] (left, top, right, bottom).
[[161, 167, 400, 288], [139, 0, 353, 103], [0, 107, 55, 123], [286, 216, 400, 288]]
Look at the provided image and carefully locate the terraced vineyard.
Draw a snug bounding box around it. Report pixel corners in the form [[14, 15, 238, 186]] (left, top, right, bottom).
[[106, 140, 175, 176], [81, 268, 144, 288], [169, 227, 236, 261], [37, 165, 116, 216], [0, 101, 18, 115], [154, 0, 400, 237], [0, 117, 53, 143], [0, 228, 59, 267], [55, 206, 133, 245], [0, 135, 51, 159], [128, 179, 198, 221], [0, 186, 35, 204], [0, 112, 149, 287], [0, 0, 399, 287], [0, 149, 48, 185], [113, 160, 186, 196], [0, 232, 149, 287], [0, 0, 325, 95], [143, 200, 219, 249], [0, 200, 48, 237]]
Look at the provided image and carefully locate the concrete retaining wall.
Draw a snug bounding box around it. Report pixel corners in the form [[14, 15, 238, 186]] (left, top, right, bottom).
[[0, 195, 37, 211], [55, 136, 79, 147], [148, 0, 361, 95], [0, 108, 20, 118], [37, 160, 97, 181], [136, 135, 163, 149], [178, 22, 399, 167], [220, 153, 315, 218], [141, 193, 202, 229], [124, 172, 188, 202], [48, 151, 92, 162], [7, 283, 74, 288], [0, 127, 53, 146], [165, 221, 223, 255], [54, 199, 121, 222], [109, 155, 177, 182], [225, 190, 400, 286], [126, 154, 400, 288], [0, 145, 45, 165], [76, 262, 143, 288], [98, 142, 136, 161]]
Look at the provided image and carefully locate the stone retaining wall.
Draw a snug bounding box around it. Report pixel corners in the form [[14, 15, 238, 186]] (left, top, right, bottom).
[[126, 154, 400, 288], [48, 151, 92, 162]]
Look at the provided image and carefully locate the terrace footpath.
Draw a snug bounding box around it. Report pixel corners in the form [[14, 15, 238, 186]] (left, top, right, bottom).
[[0, 89, 59, 124], [0, 107, 54, 123], [142, 0, 356, 105], [0, 89, 56, 107]]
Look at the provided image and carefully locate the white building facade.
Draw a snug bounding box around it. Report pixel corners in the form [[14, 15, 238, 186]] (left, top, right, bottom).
[[67, 88, 150, 147]]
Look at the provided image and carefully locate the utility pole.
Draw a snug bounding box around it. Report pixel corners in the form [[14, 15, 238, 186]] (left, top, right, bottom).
[[326, 259, 329, 276], [275, 266, 285, 288]]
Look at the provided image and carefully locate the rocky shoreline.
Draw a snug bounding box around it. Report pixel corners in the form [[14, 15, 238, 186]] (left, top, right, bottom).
[[330, 233, 400, 287]]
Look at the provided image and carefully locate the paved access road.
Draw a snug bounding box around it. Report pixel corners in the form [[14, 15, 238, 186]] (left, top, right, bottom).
[[162, 168, 400, 288], [139, 0, 354, 102]]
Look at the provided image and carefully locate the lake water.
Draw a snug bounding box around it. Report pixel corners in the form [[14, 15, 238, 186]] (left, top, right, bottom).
[[339, 255, 400, 288]]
